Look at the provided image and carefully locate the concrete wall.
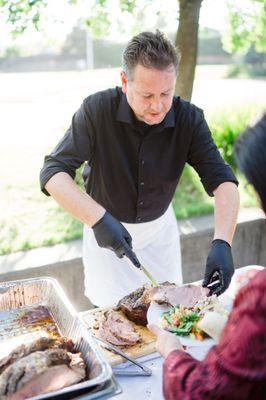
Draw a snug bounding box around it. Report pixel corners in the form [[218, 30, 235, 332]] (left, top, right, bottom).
[[1, 218, 265, 312], [181, 218, 266, 283]]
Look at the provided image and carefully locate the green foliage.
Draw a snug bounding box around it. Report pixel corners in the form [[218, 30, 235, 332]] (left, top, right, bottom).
[[85, 4, 110, 37], [119, 0, 138, 13], [173, 164, 214, 219], [226, 62, 266, 79], [85, 0, 153, 38], [223, 0, 266, 54], [0, 184, 83, 256], [4, 45, 21, 58], [0, 0, 47, 36], [225, 64, 243, 78], [207, 106, 261, 171]]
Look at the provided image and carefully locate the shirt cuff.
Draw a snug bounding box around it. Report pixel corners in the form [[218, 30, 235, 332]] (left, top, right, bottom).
[[39, 165, 75, 196], [206, 178, 239, 197]]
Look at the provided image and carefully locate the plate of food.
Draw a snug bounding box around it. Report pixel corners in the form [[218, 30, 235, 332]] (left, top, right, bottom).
[[147, 283, 229, 347]]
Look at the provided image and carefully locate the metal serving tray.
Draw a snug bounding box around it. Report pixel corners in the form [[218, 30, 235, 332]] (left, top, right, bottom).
[[0, 277, 114, 400]]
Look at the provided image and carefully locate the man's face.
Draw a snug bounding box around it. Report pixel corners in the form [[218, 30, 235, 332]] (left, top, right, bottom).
[[121, 63, 176, 125]]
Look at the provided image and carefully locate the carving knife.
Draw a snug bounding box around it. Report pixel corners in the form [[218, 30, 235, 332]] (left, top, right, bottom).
[[126, 250, 159, 287], [139, 264, 158, 287]]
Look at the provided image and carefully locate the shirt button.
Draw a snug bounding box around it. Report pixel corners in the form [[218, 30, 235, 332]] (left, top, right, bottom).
[[141, 160, 145, 165], [137, 217, 142, 222], [139, 201, 144, 206], [140, 182, 145, 186]]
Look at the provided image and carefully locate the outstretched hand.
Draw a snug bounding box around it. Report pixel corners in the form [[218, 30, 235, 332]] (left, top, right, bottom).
[[148, 324, 184, 358]]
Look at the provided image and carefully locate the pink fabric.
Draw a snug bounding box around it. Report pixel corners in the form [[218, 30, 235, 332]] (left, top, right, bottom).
[[163, 269, 266, 400]]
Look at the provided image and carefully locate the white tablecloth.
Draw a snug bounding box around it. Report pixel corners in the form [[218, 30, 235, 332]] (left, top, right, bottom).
[[114, 345, 211, 400]]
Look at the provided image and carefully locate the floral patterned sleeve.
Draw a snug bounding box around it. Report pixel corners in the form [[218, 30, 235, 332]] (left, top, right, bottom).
[[163, 269, 266, 400]]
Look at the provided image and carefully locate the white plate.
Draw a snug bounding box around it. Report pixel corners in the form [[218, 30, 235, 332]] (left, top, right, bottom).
[[147, 302, 215, 347]]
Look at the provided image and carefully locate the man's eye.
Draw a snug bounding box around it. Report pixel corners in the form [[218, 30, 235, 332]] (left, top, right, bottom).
[[162, 93, 169, 97], [143, 95, 152, 99]]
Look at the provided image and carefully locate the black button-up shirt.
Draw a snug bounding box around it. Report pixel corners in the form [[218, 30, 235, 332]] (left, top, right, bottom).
[[40, 87, 238, 223]]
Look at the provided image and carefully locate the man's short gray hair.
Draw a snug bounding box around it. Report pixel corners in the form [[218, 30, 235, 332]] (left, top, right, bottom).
[[122, 30, 179, 80]]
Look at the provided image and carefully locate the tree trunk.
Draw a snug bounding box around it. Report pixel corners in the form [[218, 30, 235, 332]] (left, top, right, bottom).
[[175, 0, 203, 101]]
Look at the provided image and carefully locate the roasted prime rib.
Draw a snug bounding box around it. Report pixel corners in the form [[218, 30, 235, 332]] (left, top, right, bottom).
[[0, 337, 75, 375], [98, 310, 140, 346], [116, 282, 176, 325], [117, 283, 210, 325], [0, 338, 86, 400], [116, 285, 151, 326]]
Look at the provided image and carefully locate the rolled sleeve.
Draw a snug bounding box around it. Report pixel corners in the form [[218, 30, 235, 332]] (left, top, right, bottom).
[[40, 101, 94, 196], [187, 110, 238, 196]]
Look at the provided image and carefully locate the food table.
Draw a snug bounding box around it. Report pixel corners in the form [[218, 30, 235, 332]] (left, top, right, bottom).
[[80, 265, 264, 400], [112, 332, 214, 399]]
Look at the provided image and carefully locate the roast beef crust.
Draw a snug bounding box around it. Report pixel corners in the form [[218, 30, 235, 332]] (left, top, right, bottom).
[[116, 286, 150, 326], [116, 282, 175, 325]]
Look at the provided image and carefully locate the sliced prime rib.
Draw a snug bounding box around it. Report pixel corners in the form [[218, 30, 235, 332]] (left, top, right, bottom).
[[0, 336, 75, 375], [149, 284, 210, 308], [98, 310, 140, 346], [8, 364, 84, 400], [0, 348, 86, 399], [116, 282, 175, 325], [117, 283, 210, 325]]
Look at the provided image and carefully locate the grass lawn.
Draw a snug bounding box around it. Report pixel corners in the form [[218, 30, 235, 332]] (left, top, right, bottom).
[[0, 165, 258, 255]]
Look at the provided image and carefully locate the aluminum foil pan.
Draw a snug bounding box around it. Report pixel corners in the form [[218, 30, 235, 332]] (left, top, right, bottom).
[[0, 277, 114, 399]]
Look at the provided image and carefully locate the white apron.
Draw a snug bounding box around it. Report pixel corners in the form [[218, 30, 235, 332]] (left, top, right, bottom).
[[82, 205, 182, 307]]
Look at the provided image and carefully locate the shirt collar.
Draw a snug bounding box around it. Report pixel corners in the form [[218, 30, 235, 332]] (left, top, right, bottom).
[[116, 92, 134, 124], [116, 91, 175, 129]]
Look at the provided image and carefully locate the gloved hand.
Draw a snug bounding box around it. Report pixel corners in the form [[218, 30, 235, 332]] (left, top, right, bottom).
[[202, 239, 234, 296], [92, 211, 141, 268]]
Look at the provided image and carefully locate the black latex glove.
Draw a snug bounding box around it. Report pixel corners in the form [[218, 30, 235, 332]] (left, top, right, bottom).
[[202, 239, 234, 296], [92, 211, 141, 268]]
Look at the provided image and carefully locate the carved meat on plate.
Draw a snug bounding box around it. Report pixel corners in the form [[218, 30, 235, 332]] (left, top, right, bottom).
[[116, 283, 210, 326], [150, 284, 210, 308], [98, 310, 140, 346]]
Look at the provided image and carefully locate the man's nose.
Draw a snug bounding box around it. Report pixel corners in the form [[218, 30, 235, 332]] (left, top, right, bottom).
[[150, 98, 162, 112]]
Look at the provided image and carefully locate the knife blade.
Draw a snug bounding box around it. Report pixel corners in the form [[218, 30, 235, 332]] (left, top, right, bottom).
[[125, 249, 158, 287], [139, 264, 159, 287]]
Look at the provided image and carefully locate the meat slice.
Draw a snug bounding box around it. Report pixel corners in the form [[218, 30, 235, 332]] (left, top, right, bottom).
[[150, 284, 210, 308], [116, 282, 175, 325], [0, 336, 75, 375], [98, 310, 140, 346], [8, 364, 84, 400], [0, 348, 86, 399]]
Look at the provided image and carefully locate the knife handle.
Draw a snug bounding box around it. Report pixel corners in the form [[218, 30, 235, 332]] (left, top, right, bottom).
[[124, 248, 141, 269]]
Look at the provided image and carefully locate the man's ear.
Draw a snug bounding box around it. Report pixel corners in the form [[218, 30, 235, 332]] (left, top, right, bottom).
[[120, 71, 127, 93]]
